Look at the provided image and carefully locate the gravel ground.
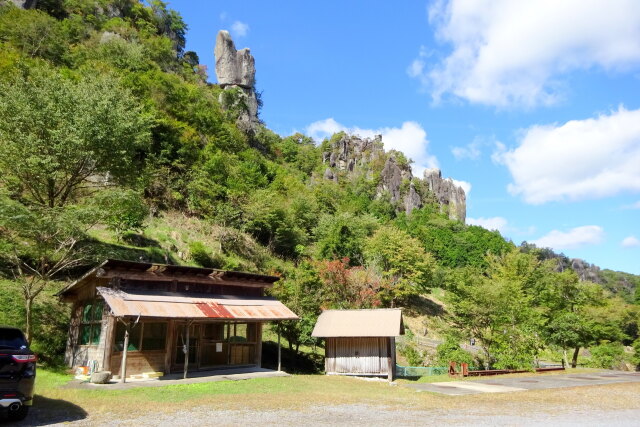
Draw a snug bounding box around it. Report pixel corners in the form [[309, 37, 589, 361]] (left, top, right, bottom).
[[62, 404, 640, 426]]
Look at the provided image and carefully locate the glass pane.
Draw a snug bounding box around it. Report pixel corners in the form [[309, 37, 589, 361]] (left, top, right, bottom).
[[142, 323, 167, 351], [80, 324, 91, 345], [90, 324, 101, 345], [93, 300, 104, 321], [82, 303, 93, 322]]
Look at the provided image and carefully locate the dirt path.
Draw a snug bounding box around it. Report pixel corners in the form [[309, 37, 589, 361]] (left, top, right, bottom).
[[406, 371, 640, 395], [64, 404, 640, 426]]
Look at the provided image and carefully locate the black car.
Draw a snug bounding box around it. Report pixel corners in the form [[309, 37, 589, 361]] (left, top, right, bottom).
[[0, 326, 36, 421]]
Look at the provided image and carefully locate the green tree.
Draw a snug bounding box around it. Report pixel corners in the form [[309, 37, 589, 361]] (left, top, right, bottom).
[[435, 335, 475, 366], [0, 67, 150, 207], [0, 193, 90, 341], [314, 212, 378, 265], [90, 189, 149, 237], [446, 250, 543, 369], [270, 262, 323, 353], [0, 7, 67, 62], [364, 225, 436, 306]]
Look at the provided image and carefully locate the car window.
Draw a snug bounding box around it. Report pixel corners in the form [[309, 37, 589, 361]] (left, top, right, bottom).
[[0, 328, 28, 349]]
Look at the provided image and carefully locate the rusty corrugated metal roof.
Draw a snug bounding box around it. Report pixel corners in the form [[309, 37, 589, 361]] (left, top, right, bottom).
[[311, 309, 404, 337], [97, 287, 298, 321]]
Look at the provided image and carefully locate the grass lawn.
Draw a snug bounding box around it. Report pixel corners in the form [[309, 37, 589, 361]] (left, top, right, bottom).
[[31, 367, 640, 423]]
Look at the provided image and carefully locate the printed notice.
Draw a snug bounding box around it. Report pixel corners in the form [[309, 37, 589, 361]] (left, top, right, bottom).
[[216, 342, 223, 352]]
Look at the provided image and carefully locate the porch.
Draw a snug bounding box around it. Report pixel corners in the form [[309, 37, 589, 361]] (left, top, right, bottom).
[[67, 367, 289, 390]]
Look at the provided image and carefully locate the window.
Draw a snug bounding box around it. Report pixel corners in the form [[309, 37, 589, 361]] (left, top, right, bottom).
[[0, 328, 28, 349], [79, 300, 103, 345], [229, 323, 256, 343], [115, 322, 167, 352]]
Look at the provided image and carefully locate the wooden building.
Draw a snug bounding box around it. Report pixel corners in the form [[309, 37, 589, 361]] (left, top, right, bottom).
[[311, 309, 404, 381], [58, 259, 298, 379]]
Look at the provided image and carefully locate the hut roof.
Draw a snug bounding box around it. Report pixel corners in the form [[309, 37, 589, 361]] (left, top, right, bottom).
[[311, 309, 404, 338], [96, 287, 298, 321], [58, 259, 280, 298]]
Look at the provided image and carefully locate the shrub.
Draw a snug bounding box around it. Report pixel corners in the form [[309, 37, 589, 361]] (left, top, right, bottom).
[[436, 336, 474, 366], [188, 241, 223, 268], [587, 342, 626, 369], [399, 342, 423, 367]]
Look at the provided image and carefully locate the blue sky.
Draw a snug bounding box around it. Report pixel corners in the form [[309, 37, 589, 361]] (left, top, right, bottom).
[[170, 0, 640, 275]]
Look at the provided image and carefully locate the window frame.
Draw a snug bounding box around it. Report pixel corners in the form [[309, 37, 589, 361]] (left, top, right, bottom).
[[114, 321, 168, 353], [78, 299, 104, 346]]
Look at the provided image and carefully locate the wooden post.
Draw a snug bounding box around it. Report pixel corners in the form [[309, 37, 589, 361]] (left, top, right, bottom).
[[120, 322, 129, 384], [183, 322, 190, 379], [387, 337, 396, 382], [277, 324, 282, 372], [255, 322, 263, 367], [102, 315, 116, 373]]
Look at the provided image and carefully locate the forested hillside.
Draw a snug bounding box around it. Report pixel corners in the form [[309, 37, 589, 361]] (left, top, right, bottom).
[[0, 0, 638, 371]]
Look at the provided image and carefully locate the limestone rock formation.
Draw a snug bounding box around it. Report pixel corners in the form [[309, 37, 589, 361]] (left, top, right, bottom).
[[404, 182, 423, 215], [423, 168, 466, 223], [380, 157, 405, 203], [214, 31, 255, 88], [214, 30, 259, 129], [322, 134, 467, 222]]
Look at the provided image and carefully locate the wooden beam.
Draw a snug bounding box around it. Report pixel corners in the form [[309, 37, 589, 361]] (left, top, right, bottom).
[[96, 271, 271, 288], [255, 322, 262, 368], [277, 324, 282, 372], [183, 321, 191, 379], [388, 337, 396, 382], [102, 315, 116, 372], [120, 321, 129, 383], [164, 320, 175, 375]]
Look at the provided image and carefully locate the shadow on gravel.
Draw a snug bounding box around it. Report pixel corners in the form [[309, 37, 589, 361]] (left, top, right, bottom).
[[0, 396, 87, 426]]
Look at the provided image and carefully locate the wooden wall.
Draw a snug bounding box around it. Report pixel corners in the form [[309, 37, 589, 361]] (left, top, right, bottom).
[[64, 279, 115, 372], [325, 337, 392, 376], [110, 351, 166, 376]]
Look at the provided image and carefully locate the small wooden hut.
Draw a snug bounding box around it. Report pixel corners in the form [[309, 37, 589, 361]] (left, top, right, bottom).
[[312, 309, 404, 381], [58, 259, 298, 380]]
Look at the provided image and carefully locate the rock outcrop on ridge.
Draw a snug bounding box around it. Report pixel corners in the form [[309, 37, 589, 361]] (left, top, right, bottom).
[[322, 133, 467, 222], [214, 30, 259, 130], [423, 168, 466, 223]]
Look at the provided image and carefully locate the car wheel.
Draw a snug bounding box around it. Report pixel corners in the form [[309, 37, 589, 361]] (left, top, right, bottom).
[[7, 405, 29, 421]]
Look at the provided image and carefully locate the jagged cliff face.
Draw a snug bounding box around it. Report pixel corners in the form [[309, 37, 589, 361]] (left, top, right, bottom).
[[423, 168, 466, 223], [322, 134, 467, 222], [214, 30, 259, 130]]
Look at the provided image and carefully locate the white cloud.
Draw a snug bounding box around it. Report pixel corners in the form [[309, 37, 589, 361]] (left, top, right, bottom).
[[407, 45, 430, 79], [467, 216, 508, 234], [231, 21, 249, 38], [305, 119, 438, 176], [413, 0, 640, 107], [451, 179, 471, 196], [622, 236, 640, 248], [407, 59, 425, 79], [452, 140, 481, 160], [623, 200, 640, 209], [531, 225, 604, 250], [496, 107, 640, 204]]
